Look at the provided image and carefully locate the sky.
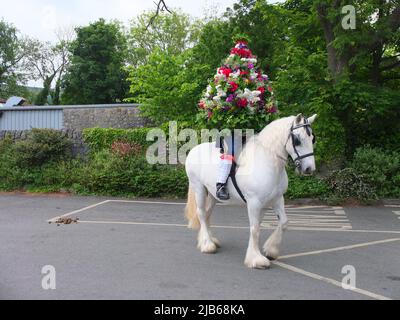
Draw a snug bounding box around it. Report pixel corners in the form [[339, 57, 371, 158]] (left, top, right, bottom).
[[0, 0, 284, 87], [0, 0, 242, 43]]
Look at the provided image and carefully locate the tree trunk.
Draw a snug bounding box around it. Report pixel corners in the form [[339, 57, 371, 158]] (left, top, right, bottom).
[[317, 2, 348, 81]]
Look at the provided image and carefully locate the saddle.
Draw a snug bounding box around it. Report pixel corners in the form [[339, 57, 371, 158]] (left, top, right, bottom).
[[217, 135, 247, 203]]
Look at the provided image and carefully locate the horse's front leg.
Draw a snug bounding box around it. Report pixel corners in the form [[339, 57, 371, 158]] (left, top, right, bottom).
[[244, 200, 270, 269], [263, 196, 288, 260]]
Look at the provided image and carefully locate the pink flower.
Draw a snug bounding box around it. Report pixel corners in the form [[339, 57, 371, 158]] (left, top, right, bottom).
[[257, 87, 265, 94], [237, 98, 248, 108], [228, 81, 239, 92], [219, 67, 232, 78]]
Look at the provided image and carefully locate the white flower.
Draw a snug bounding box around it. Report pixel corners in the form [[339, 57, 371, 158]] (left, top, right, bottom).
[[231, 70, 241, 79], [217, 88, 226, 97], [214, 73, 225, 81], [237, 89, 261, 103], [241, 58, 257, 64], [213, 96, 221, 102]]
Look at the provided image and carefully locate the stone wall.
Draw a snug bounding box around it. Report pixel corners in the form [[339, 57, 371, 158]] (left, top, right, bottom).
[[0, 105, 151, 155], [63, 106, 151, 131]]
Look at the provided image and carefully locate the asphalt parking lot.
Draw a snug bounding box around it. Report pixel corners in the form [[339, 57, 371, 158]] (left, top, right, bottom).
[[0, 193, 399, 300]]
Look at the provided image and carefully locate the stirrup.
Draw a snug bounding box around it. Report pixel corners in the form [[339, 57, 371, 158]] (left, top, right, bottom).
[[216, 183, 230, 200]]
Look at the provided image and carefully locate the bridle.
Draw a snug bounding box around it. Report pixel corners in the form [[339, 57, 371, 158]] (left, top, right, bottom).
[[287, 118, 316, 169]]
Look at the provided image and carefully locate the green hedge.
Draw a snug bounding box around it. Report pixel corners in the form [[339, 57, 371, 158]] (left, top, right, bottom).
[[1, 129, 399, 202], [83, 127, 154, 153]]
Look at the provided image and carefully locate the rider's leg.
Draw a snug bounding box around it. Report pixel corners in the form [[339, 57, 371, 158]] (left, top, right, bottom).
[[216, 135, 233, 200]]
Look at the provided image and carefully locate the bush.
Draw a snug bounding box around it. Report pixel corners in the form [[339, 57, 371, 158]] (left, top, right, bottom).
[[285, 169, 329, 199], [0, 135, 23, 190], [76, 150, 188, 198], [83, 127, 153, 153], [13, 129, 72, 167], [325, 168, 378, 203], [349, 147, 400, 198]]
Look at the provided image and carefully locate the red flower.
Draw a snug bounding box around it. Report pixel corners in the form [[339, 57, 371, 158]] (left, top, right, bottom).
[[236, 98, 248, 108], [198, 101, 206, 109], [230, 47, 252, 58], [240, 70, 249, 76], [219, 67, 232, 78], [268, 86, 273, 93], [229, 81, 239, 92], [257, 87, 265, 94]]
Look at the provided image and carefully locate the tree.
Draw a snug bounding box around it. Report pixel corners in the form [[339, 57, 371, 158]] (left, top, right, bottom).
[[127, 10, 202, 66], [61, 19, 128, 105], [314, 0, 400, 84], [0, 19, 29, 98], [25, 37, 71, 105], [126, 49, 200, 124], [275, 0, 400, 157]]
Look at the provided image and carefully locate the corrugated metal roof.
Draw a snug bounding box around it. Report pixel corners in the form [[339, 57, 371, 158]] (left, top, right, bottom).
[[4, 96, 26, 107]]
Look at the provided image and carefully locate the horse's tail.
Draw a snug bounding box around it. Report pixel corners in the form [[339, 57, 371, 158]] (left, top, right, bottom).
[[185, 186, 200, 230]]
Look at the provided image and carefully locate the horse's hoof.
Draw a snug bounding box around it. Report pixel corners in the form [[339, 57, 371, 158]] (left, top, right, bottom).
[[263, 246, 279, 261], [211, 237, 221, 248], [245, 255, 271, 269], [198, 241, 218, 254]]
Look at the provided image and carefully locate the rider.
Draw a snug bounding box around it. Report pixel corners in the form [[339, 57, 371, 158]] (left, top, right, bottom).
[[198, 35, 277, 201]]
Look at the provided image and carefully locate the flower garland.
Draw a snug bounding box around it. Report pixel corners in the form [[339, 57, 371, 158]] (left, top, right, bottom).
[[198, 36, 277, 129]]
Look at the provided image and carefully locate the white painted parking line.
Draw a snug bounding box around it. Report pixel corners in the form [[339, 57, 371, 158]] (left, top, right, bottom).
[[75, 220, 400, 234], [263, 206, 351, 231], [110, 200, 186, 205], [79, 220, 188, 228], [47, 200, 111, 223], [334, 209, 346, 215], [49, 200, 400, 235], [273, 261, 391, 300], [279, 238, 400, 260]]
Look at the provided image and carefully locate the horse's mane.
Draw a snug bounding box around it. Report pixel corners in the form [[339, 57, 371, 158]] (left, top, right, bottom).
[[238, 116, 295, 168]]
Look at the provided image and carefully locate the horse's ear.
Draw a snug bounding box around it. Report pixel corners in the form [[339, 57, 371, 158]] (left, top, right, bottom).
[[295, 113, 303, 124], [308, 114, 318, 124]]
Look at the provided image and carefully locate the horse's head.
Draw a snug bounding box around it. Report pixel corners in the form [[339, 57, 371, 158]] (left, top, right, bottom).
[[286, 114, 317, 176]]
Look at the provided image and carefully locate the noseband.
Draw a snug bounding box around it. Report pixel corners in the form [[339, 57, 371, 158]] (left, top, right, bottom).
[[289, 118, 316, 169]]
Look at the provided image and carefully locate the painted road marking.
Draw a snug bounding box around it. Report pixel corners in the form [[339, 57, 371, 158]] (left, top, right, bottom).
[[75, 220, 400, 234], [279, 238, 400, 260], [273, 261, 391, 300], [262, 206, 352, 231], [47, 200, 111, 223], [49, 201, 400, 235], [393, 211, 400, 220]]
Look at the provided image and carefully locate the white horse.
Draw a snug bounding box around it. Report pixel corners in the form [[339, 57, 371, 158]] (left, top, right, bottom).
[[184, 114, 317, 269]]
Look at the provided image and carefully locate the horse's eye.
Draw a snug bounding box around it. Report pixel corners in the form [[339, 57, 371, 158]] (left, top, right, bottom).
[[294, 136, 301, 146]]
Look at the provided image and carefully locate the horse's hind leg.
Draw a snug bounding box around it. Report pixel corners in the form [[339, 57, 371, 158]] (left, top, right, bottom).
[[195, 186, 218, 254], [263, 196, 288, 260]]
